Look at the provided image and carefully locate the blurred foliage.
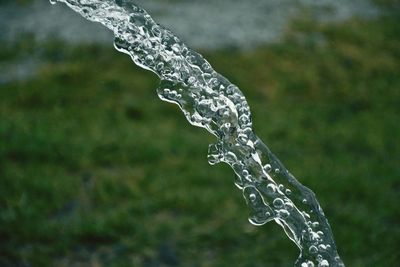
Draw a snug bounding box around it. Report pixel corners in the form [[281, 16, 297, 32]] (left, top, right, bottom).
[[0, 5, 399, 267], [374, 0, 400, 8], [1, 0, 33, 6]]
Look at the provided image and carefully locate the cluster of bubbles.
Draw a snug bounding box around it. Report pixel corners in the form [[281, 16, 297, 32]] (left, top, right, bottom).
[[51, 1, 344, 266]]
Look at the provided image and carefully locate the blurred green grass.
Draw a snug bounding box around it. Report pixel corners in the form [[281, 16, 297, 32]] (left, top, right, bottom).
[[1, 7, 399, 267]]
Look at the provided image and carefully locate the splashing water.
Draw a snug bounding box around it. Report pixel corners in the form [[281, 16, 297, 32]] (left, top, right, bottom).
[[50, 1, 345, 266]]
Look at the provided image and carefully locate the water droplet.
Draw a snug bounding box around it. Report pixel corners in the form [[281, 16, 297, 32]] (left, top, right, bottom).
[[273, 198, 284, 208], [285, 189, 292, 195], [188, 76, 196, 84], [245, 175, 253, 183], [263, 164, 272, 172], [284, 202, 294, 211], [266, 183, 276, 194], [310, 231, 320, 241], [319, 260, 329, 267], [226, 84, 237, 94], [237, 133, 248, 144], [151, 25, 162, 37], [278, 184, 284, 191], [145, 55, 154, 65], [278, 209, 290, 218], [275, 168, 280, 173], [301, 261, 315, 267], [156, 62, 164, 71], [185, 55, 196, 63], [49, 0, 57, 5], [309, 245, 318, 254], [171, 43, 181, 54], [239, 114, 250, 125], [234, 175, 243, 189], [249, 193, 256, 202], [202, 62, 211, 71], [224, 152, 237, 163], [302, 198, 308, 204]]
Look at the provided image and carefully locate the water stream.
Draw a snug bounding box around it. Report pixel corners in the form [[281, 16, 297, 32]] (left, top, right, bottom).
[[50, 1, 345, 266]]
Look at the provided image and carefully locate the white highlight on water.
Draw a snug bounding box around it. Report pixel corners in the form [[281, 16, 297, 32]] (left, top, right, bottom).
[[50, 1, 345, 266]]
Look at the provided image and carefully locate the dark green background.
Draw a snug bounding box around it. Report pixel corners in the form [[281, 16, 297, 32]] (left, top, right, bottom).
[[1, 1, 399, 266]]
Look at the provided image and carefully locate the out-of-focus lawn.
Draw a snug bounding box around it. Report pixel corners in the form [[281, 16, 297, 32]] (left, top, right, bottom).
[[1, 4, 399, 267]]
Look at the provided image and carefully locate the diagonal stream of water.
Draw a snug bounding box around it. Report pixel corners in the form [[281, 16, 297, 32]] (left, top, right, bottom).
[[50, 1, 345, 266]]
